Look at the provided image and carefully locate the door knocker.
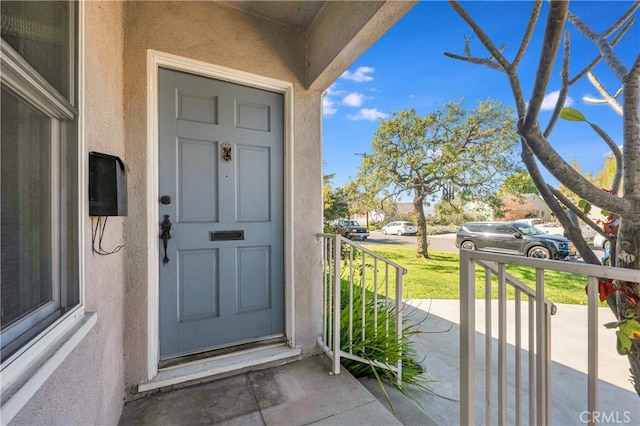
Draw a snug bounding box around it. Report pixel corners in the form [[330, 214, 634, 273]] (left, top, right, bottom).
[[221, 143, 232, 162]]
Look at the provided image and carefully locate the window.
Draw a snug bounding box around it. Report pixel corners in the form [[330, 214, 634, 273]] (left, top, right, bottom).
[[1, 1, 79, 363]]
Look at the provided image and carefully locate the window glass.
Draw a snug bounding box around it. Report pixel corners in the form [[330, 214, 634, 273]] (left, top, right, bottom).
[[496, 225, 515, 234], [1, 87, 53, 327], [1, 1, 71, 99], [0, 0, 78, 363]]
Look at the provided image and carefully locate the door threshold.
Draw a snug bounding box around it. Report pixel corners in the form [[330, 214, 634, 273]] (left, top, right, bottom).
[[136, 343, 301, 395]]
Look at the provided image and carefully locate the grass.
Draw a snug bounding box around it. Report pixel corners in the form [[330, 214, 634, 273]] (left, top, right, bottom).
[[362, 244, 593, 305]]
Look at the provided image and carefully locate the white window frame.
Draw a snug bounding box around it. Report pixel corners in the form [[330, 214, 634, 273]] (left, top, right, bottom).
[[0, 3, 95, 423]]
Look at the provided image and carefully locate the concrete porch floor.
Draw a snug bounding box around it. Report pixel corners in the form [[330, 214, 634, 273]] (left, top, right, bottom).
[[119, 299, 640, 426], [119, 354, 408, 426]]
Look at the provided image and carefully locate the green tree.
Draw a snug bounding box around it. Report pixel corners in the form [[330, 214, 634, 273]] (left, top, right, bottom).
[[500, 172, 540, 195], [446, 0, 640, 394], [593, 156, 618, 191], [356, 99, 519, 259], [323, 174, 349, 226]]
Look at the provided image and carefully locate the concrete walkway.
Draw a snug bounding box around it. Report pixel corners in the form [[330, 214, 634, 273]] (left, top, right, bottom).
[[404, 299, 640, 425]]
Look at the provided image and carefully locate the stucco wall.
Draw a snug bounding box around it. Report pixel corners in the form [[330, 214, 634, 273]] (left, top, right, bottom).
[[10, 1, 126, 424], [122, 1, 324, 388]]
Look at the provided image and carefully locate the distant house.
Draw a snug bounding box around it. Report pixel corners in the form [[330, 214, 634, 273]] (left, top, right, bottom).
[[522, 193, 553, 220]]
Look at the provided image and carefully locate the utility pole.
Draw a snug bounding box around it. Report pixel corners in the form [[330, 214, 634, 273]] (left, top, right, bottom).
[[354, 153, 369, 228]]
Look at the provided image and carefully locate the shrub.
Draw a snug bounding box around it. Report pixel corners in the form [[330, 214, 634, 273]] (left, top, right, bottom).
[[337, 279, 431, 407]]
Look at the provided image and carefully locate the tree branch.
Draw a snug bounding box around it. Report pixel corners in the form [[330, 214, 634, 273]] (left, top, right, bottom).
[[513, 0, 542, 67], [603, 0, 640, 38], [448, 1, 512, 71], [442, 52, 504, 71], [588, 121, 623, 194], [521, 144, 601, 264], [547, 185, 607, 239], [586, 72, 623, 115], [568, 11, 629, 81], [569, 16, 635, 85], [523, 1, 568, 128], [544, 30, 571, 137], [519, 122, 632, 217]]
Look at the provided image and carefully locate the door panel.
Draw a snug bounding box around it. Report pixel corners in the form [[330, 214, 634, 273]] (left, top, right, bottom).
[[237, 145, 270, 221], [178, 138, 218, 222], [158, 68, 284, 359]]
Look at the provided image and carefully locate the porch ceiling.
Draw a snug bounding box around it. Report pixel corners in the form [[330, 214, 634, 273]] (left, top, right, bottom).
[[220, 1, 327, 30], [220, 0, 417, 90]]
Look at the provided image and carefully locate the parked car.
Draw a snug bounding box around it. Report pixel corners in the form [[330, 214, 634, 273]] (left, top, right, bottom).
[[455, 221, 577, 260], [337, 219, 369, 241], [381, 221, 416, 236]]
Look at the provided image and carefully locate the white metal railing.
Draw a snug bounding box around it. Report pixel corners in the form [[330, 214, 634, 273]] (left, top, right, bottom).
[[316, 233, 407, 382], [460, 249, 640, 426]]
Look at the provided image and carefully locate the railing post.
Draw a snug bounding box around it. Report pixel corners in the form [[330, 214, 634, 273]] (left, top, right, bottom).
[[332, 236, 341, 375], [587, 275, 599, 426], [460, 249, 476, 426], [535, 268, 549, 425], [396, 267, 403, 386], [498, 263, 508, 425]]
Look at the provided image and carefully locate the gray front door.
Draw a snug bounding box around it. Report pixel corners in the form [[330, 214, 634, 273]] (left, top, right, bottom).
[[158, 68, 284, 360]]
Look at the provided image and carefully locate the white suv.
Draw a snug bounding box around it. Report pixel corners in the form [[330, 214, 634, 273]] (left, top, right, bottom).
[[381, 221, 416, 236]]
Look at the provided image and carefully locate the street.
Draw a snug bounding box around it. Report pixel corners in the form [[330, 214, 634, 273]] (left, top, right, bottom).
[[363, 230, 605, 261], [363, 230, 458, 252]]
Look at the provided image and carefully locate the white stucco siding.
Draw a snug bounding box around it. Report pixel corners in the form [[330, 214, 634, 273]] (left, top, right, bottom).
[[121, 1, 324, 387]]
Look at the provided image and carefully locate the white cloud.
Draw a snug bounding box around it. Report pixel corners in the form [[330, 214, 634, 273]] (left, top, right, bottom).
[[323, 96, 337, 116], [348, 108, 388, 121], [541, 90, 574, 111], [341, 66, 375, 82], [342, 92, 364, 107], [326, 84, 345, 96]]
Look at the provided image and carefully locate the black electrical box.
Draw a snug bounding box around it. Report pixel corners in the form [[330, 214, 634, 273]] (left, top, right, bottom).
[[89, 152, 128, 216]]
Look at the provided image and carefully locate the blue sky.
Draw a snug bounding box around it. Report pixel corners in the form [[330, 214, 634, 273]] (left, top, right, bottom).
[[322, 1, 638, 197]]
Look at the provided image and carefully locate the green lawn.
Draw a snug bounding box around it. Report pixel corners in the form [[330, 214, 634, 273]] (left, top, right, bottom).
[[364, 244, 592, 305]]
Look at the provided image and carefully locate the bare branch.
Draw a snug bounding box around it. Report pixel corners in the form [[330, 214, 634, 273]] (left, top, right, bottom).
[[569, 17, 635, 85], [523, 1, 568, 128], [582, 97, 609, 105], [547, 185, 607, 238], [586, 72, 623, 115], [603, 0, 640, 37], [448, 1, 511, 71], [583, 87, 623, 105], [521, 143, 601, 264], [519, 122, 632, 216], [443, 52, 504, 72], [589, 122, 623, 194], [568, 11, 629, 81], [513, 0, 542, 67], [544, 30, 571, 137]]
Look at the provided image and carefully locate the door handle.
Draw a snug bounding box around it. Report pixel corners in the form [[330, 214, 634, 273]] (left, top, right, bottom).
[[160, 214, 172, 265]]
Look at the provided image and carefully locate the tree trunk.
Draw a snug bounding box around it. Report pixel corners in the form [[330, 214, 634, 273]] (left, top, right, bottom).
[[612, 218, 640, 395], [414, 194, 429, 259]]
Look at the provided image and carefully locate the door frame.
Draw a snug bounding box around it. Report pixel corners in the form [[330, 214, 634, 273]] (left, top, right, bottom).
[[145, 50, 295, 380]]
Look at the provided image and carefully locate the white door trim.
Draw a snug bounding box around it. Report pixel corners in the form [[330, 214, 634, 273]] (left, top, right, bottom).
[[146, 50, 295, 380]]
